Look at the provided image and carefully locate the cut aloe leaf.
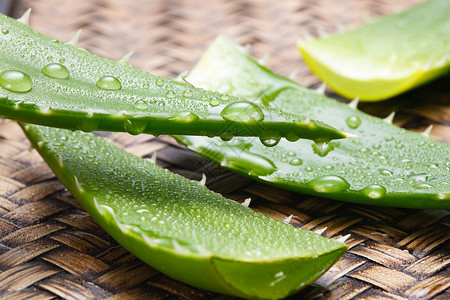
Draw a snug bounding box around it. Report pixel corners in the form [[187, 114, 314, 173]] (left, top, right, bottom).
[[175, 36, 450, 209], [297, 0, 450, 101], [0, 13, 346, 144], [22, 123, 347, 299]]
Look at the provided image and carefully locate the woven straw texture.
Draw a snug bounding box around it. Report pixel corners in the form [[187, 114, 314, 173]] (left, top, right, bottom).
[[1, 0, 449, 299]]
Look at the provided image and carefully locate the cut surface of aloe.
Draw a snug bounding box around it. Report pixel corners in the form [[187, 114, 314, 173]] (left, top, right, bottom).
[[175, 36, 450, 209], [22, 123, 347, 299], [0, 13, 346, 143], [298, 0, 450, 101]]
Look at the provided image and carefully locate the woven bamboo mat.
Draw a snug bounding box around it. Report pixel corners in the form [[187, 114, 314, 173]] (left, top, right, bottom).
[[0, 0, 449, 299]]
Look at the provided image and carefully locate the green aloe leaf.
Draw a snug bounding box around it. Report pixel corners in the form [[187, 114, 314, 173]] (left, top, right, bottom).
[[0, 12, 347, 144], [175, 36, 450, 209], [297, 0, 450, 101], [22, 123, 347, 299]]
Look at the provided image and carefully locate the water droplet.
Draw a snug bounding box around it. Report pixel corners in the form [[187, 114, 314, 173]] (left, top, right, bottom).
[[209, 97, 220, 106], [182, 89, 193, 97], [221, 101, 264, 122], [289, 158, 303, 166], [345, 115, 361, 129], [258, 131, 281, 147], [220, 95, 229, 101], [360, 148, 369, 153], [361, 184, 386, 199], [287, 152, 296, 157], [408, 173, 429, 182], [166, 91, 175, 98], [169, 112, 199, 122], [312, 143, 335, 157], [413, 183, 433, 189], [285, 132, 300, 142], [219, 146, 276, 176], [124, 119, 146, 135], [220, 132, 233, 141], [133, 100, 148, 110], [96, 76, 121, 90], [307, 175, 350, 193], [378, 169, 393, 176], [260, 136, 281, 147], [41, 63, 69, 79], [155, 79, 164, 86], [1, 29, 9, 34], [0, 70, 32, 92]]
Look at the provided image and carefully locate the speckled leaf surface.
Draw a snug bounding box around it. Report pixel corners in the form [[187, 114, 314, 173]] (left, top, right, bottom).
[[0, 13, 346, 143], [176, 36, 450, 209], [22, 123, 347, 299], [298, 0, 450, 101]]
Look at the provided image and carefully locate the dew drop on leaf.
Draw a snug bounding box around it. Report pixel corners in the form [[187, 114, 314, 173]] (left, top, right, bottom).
[[41, 63, 70, 79], [96, 75, 121, 90], [345, 115, 361, 129], [260, 137, 281, 147], [259, 131, 281, 147], [220, 132, 233, 141], [289, 158, 303, 166], [169, 112, 200, 123], [123, 119, 146, 135], [221, 101, 264, 122], [182, 89, 193, 97], [0, 70, 32, 92], [307, 175, 350, 193], [209, 97, 220, 106], [360, 184, 386, 199], [134, 100, 148, 110], [413, 183, 433, 189]]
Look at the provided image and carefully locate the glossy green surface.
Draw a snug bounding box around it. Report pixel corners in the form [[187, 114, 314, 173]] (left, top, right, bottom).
[[0, 13, 346, 143], [176, 36, 450, 209], [298, 0, 450, 101], [22, 123, 347, 299]]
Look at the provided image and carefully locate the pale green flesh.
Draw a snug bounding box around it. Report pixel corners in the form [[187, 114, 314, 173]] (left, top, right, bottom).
[[0, 13, 346, 143], [22, 123, 347, 299], [298, 0, 450, 101], [175, 36, 450, 209]]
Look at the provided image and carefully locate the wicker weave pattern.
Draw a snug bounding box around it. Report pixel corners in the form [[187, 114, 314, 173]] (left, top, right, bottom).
[[0, 0, 448, 299]]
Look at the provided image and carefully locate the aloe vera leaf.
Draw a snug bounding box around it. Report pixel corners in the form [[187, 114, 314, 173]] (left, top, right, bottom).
[[21, 123, 347, 299], [297, 0, 450, 101], [175, 36, 450, 209], [0, 13, 347, 144]]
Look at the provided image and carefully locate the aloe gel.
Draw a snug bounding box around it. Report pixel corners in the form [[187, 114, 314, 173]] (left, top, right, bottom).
[[297, 0, 450, 101]]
